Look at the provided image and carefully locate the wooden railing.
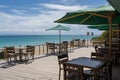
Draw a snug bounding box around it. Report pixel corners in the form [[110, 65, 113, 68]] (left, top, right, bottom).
[[0, 39, 92, 60]]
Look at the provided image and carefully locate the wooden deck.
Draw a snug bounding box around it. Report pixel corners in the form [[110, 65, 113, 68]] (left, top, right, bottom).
[[0, 54, 59, 80], [0, 47, 120, 80]]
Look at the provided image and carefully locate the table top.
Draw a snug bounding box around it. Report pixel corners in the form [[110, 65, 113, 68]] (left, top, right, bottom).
[[15, 46, 26, 49], [64, 57, 106, 69], [99, 47, 119, 51]]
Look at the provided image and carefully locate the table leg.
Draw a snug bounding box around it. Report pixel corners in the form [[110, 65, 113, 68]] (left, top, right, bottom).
[[19, 49, 22, 62], [81, 67, 84, 80], [63, 67, 66, 80], [94, 69, 97, 80], [115, 53, 118, 65]]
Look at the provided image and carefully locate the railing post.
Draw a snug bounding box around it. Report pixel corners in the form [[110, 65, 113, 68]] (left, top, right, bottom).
[[43, 44, 44, 54], [39, 45, 40, 55]]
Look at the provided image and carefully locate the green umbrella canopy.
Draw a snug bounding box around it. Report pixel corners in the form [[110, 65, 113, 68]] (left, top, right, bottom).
[[87, 24, 118, 30], [107, 0, 120, 13], [46, 24, 70, 43], [55, 5, 120, 25], [46, 24, 70, 31]]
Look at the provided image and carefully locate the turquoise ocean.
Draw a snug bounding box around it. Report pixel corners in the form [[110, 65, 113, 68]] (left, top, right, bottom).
[[0, 35, 97, 47]]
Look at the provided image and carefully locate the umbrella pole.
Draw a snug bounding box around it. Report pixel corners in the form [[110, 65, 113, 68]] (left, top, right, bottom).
[[59, 30, 61, 54], [108, 14, 113, 61], [59, 30, 61, 45]]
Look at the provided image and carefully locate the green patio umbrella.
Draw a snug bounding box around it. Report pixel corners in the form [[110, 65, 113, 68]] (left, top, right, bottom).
[[55, 4, 120, 60], [87, 24, 118, 31], [46, 25, 70, 53], [107, 0, 120, 13]]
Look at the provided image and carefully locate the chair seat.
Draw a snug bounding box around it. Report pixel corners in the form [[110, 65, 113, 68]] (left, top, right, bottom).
[[84, 70, 93, 76], [59, 59, 68, 64], [21, 45, 35, 63]]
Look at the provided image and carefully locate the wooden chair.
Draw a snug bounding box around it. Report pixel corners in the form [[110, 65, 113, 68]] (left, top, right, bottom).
[[74, 39, 80, 47], [97, 59, 114, 80], [84, 59, 113, 80], [84, 53, 103, 80], [46, 42, 57, 54], [57, 53, 68, 80], [107, 59, 114, 80], [62, 41, 68, 54], [4, 46, 19, 63], [23, 45, 35, 63], [69, 41, 74, 50], [91, 52, 106, 60], [82, 39, 86, 47], [112, 43, 120, 65], [63, 63, 82, 80]]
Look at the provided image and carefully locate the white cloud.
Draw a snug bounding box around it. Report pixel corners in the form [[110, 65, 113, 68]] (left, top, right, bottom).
[[0, 3, 102, 35], [10, 9, 26, 15], [31, 8, 40, 10], [59, 0, 77, 4], [39, 4, 88, 11], [0, 10, 65, 35]]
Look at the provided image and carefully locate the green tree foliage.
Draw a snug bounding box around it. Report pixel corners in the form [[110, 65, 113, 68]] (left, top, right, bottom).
[[92, 30, 118, 42]]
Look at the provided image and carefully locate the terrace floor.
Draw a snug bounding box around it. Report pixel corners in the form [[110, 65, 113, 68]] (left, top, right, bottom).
[[0, 47, 120, 80]]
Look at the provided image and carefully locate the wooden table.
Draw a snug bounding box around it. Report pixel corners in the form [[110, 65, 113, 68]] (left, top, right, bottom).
[[63, 57, 106, 80], [15, 47, 26, 62]]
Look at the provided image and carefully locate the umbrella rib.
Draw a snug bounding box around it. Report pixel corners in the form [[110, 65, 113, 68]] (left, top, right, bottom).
[[56, 13, 86, 22], [56, 12, 108, 23], [80, 15, 93, 24], [103, 12, 108, 16], [88, 12, 108, 18]]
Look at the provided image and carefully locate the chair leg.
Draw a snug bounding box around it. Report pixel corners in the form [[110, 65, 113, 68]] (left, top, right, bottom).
[[32, 53, 34, 60], [14, 56, 17, 63], [7, 57, 9, 63], [10, 56, 11, 62], [59, 68, 61, 80], [25, 54, 27, 63], [14, 56, 15, 63]]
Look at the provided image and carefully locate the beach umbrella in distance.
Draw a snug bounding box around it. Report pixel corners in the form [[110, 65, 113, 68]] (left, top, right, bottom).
[[107, 0, 120, 13], [46, 24, 70, 53], [55, 4, 120, 60]]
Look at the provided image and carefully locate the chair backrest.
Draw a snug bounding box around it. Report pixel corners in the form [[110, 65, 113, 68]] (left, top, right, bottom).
[[26, 45, 35, 54], [70, 41, 74, 47], [91, 52, 106, 60], [62, 41, 68, 53], [46, 42, 55, 49], [112, 43, 119, 48], [5, 46, 15, 55], [94, 45, 98, 52], [62, 41, 68, 46], [63, 63, 82, 80], [62, 41, 68, 44], [58, 53, 68, 65], [98, 48, 108, 54]]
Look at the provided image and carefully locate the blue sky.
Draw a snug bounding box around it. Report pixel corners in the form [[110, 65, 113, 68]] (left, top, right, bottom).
[[0, 0, 108, 35]]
